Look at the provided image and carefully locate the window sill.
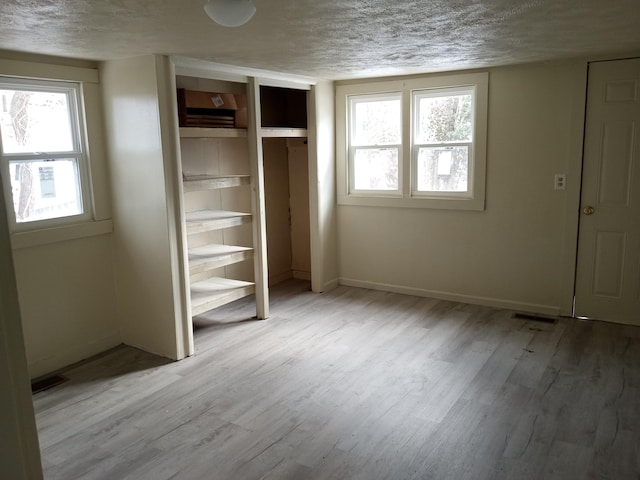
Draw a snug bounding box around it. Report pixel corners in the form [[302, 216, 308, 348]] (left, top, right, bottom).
[[337, 194, 485, 211], [11, 219, 113, 250]]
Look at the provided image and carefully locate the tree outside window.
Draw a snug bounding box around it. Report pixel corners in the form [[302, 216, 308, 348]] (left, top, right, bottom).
[[414, 88, 474, 195]]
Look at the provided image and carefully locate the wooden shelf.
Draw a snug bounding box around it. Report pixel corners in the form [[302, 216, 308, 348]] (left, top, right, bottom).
[[180, 127, 247, 139], [185, 210, 251, 235], [183, 175, 250, 192], [189, 244, 253, 283], [261, 127, 308, 138], [190, 277, 255, 316], [180, 126, 306, 139]]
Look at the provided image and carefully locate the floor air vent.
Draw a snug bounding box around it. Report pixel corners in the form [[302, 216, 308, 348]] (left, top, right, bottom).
[[512, 312, 557, 324], [31, 374, 68, 394]]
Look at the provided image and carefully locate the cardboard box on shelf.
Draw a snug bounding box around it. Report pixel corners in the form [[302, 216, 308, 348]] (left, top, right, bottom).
[[234, 94, 247, 129], [177, 89, 239, 128]]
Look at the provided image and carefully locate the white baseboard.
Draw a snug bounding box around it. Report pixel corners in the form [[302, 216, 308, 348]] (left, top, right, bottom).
[[323, 278, 340, 292], [311, 277, 339, 293], [339, 278, 561, 317], [292, 270, 311, 281], [269, 271, 293, 286], [28, 332, 121, 379]]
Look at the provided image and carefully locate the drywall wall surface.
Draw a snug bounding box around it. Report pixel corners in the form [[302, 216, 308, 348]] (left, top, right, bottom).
[[13, 235, 119, 378], [288, 138, 311, 278], [263, 138, 293, 284], [338, 63, 584, 314], [0, 171, 43, 479], [101, 55, 184, 359], [308, 81, 339, 291]]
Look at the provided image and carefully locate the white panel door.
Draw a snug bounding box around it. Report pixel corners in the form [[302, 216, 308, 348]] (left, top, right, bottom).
[[575, 58, 640, 325]]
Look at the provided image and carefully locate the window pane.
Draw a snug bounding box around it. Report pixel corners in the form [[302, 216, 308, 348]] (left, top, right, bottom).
[[416, 93, 472, 143], [353, 148, 398, 191], [9, 159, 83, 223], [0, 89, 74, 154], [352, 97, 401, 146], [416, 146, 468, 192]]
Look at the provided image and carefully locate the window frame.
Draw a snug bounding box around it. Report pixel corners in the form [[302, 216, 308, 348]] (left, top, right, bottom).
[[411, 85, 476, 199], [336, 71, 488, 210], [0, 76, 93, 231], [348, 91, 403, 196]]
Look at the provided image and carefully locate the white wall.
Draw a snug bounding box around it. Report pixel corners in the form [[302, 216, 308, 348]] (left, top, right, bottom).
[[13, 236, 119, 377], [0, 170, 43, 479], [308, 81, 339, 291], [263, 138, 294, 284], [101, 55, 191, 360], [337, 62, 587, 315], [0, 53, 119, 378], [288, 138, 311, 279], [262, 137, 312, 284]]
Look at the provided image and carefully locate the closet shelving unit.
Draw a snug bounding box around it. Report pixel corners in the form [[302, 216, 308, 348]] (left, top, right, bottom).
[[100, 55, 328, 363], [179, 123, 258, 318], [175, 68, 312, 324]]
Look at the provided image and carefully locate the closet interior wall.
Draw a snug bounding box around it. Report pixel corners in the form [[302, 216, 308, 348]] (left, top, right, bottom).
[[263, 137, 311, 286]]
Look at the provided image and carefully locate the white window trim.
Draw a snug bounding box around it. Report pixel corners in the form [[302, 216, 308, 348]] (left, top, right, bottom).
[[0, 77, 93, 231], [336, 71, 488, 210], [411, 85, 475, 199], [348, 91, 403, 196]]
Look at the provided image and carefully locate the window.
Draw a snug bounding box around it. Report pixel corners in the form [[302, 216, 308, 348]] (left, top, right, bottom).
[[349, 93, 402, 194], [0, 77, 91, 229], [413, 87, 473, 196], [337, 72, 488, 210]]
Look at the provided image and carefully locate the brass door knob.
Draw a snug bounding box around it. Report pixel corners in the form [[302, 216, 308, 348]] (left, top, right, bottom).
[[583, 206, 595, 215]]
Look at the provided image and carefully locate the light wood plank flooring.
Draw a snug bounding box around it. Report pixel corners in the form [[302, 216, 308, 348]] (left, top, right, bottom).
[[33, 280, 640, 479]]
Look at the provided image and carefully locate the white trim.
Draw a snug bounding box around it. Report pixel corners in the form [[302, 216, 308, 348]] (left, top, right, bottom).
[[337, 194, 485, 210], [255, 77, 312, 91], [322, 277, 340, 292], [348, 91, 403, 195], [155, 55, 194, 359], [308, 82, 339, 294], [339, 277, 562, 317], [10, 219, 113, 249], [411, 84, 475, 198], [247, 77, 270, 319], [171, 56, 316, 88], [560, 63, 589, 317], [0, 58, 98, 84], [0, 77, 94, 230], [292, 270, 311, 281], [336, 72, 488, 211], [270, 270, 293, 285]]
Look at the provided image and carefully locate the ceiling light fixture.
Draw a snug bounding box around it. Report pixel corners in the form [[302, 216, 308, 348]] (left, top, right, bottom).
[[204, 0, 256, 27]]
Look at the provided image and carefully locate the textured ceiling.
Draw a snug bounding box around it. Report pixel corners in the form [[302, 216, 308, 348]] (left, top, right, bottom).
[[0, 0, 639, 80]]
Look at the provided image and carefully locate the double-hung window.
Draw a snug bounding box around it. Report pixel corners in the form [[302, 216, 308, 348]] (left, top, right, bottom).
[[413, 86, 474, 196], [349, 93, 402, 195], [0, 77, 91, 230], [337, 72, 488, 210]]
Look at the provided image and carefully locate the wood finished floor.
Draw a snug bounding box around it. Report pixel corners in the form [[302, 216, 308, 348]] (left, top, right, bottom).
[[33, 280, 640, 480]]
